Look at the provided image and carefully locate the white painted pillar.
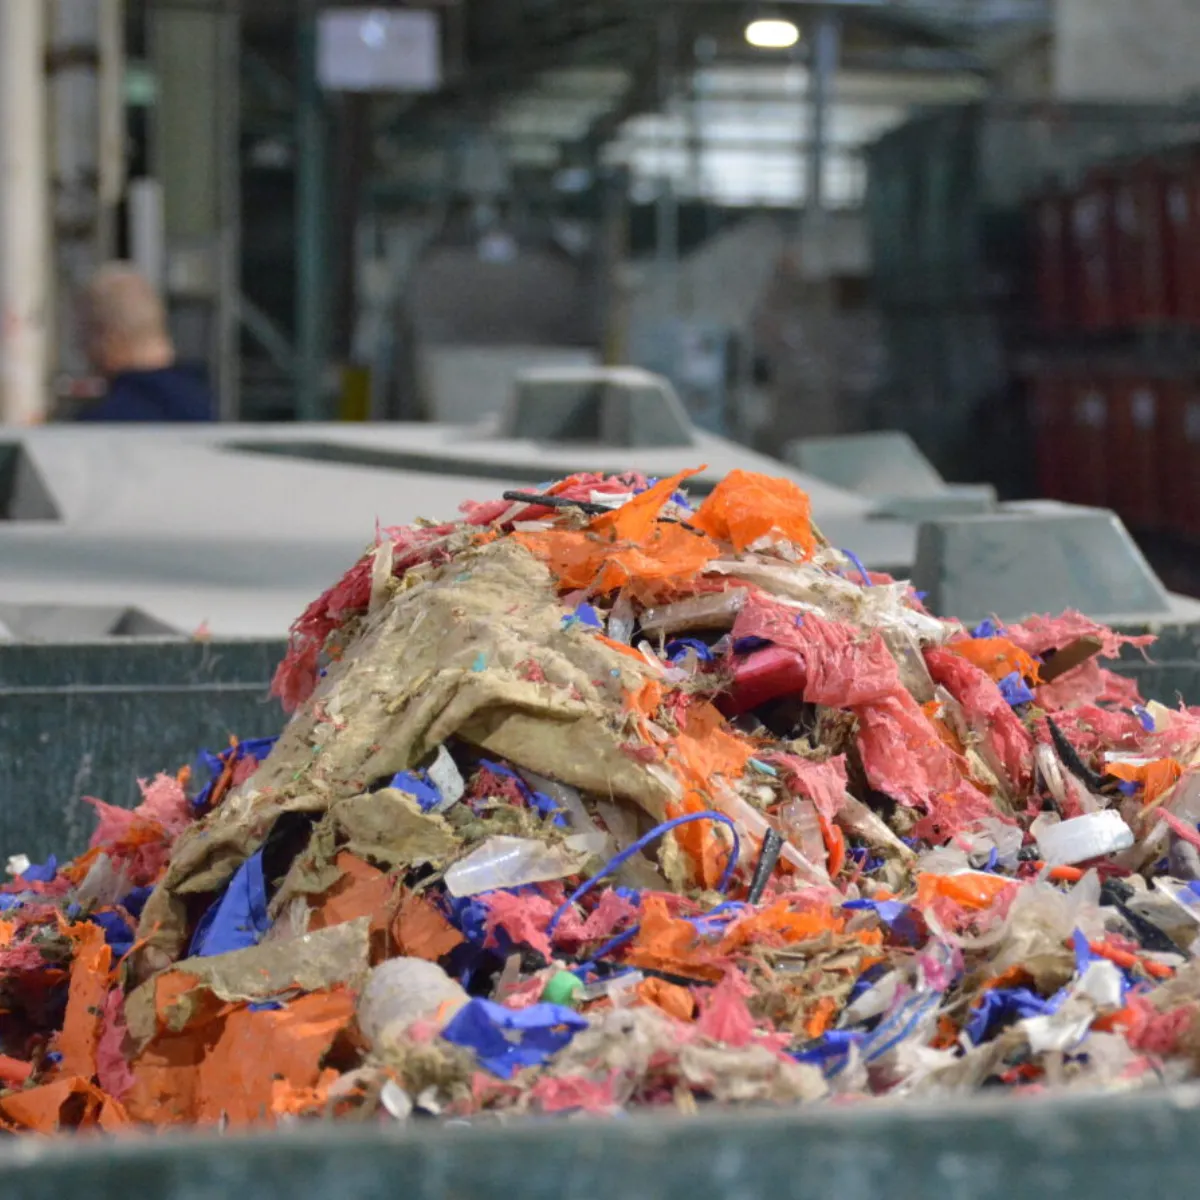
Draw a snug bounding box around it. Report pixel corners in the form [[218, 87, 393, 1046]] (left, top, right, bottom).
[[0, 1, 51, 425]]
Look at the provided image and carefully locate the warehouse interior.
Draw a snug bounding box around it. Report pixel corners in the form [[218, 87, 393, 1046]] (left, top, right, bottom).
[[10, 0, 1200, 1174], [5, 2, 1199, 531], [5, 0, 1200, 614]]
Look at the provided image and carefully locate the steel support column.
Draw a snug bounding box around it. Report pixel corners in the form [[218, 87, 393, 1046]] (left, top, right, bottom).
[[803, 7, 841, 269], [295, 2, 328, 422], [0, 1, 51, 425], [150, 0, 240, 421]]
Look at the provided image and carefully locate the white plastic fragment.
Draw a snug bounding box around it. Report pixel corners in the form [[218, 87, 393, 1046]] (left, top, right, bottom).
[[380, 1080, 413, 1122], [426, 745, 465, 813], [578, 970, 645, 1003], [5, 854, 29, 878], [1035, 809, 1134, 867], [590, 490, 633, 509]]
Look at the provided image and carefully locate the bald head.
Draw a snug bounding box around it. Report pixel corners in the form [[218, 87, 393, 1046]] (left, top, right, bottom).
[[80, 262, 175, 376]]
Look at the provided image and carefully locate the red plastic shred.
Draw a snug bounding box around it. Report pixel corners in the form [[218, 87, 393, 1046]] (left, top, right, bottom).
[[1004, 611, 1154, 660], [481, 890, 557, 959], [731, 595, 904, 708], [856, 692, 966, 808], [926, 647, 1034, 792], [528, 1073, 617, 1114], [1036, 659, 1144, 711], [694, 970, 758, 1049], [767, 753, 849, 821]]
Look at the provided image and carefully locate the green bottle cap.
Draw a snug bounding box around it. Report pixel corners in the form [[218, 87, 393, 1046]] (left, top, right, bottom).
[[541, 970, 584, 1006]]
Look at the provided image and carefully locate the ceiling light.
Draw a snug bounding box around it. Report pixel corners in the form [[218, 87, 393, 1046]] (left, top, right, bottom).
[[745, 18, 800, 49]]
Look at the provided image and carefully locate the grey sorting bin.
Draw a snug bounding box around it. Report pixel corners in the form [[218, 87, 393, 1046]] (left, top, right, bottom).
[[0, 639, 285, 863]]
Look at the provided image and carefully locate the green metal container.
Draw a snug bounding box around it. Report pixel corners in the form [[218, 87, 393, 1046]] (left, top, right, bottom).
[[0, 638, 1196, 1194], [0, 639, 285, 863], [2, 1083, 1200, 1199]]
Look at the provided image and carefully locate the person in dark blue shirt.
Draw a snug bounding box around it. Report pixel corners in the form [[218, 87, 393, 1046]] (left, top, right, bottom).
[[75, 262, 216, 423]]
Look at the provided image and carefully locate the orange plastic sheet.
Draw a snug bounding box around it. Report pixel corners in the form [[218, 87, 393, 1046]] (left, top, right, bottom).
[[625, 896, 727, 982], [667, 792, 731, 889], [720, 900, 845, 952], [948, 637, 1041, 685], [670, 699, 755, 790], [514, 521, 721, 597], [663, 700, 754, 887], [597, 523, 720, 596], [126, 989, 356, 1127], [591, 467, 704, 543], [309, 853, 396, 940], [270, 1068, 340, 1118], [56, 922, 113, 1080], [1107, 758, 1184, 807], [0, 1076, 129, 1133], [692, 469, 817, 556], [392, 891, 465, 961], [637, 976, 696, 1022], [916, 871, 1015, 912], [513, 468, 720, 596], [804, 996, 839, 1039]]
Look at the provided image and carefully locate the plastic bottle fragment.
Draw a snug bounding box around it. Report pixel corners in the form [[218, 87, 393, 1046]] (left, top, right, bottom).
[[444, 836, 592, 897], [711, 782, 828, 886], [1035, 810, 1134, 867], [836, 795, 916, 862], [781, 799, 825, 870], [356, 958, 469, 1047], [607, 590, 636, 644], [1033, 742, 1066, 809]]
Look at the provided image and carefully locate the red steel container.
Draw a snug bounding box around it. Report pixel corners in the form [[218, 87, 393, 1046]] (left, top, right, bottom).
[[1160, 375, 1200, 539], [1032, 192, 1071, 332], [1029, 367, 1070, 501], [1069, 176, 1119, 331], [1166, 157, 1200, 328], [1112, 161, 1171, 326], [1107, 372, 1162, 529], [1064, 372, 1111, 509]]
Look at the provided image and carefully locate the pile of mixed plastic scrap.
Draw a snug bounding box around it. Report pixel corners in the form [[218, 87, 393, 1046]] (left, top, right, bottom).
[[7, 465, 1200, 1133]]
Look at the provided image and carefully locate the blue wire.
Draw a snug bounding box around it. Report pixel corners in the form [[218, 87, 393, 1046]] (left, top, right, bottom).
[[839, 548, 873, 589], [547, 810, 741, 941]]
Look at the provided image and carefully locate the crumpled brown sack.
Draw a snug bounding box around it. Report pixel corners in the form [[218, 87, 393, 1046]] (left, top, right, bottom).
[[132, 539, 670, 981]]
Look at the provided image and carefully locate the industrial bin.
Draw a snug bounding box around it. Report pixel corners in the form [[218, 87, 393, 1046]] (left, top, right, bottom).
[[0, 639, 285, 863], [2, 1085, 1200, 1200]]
